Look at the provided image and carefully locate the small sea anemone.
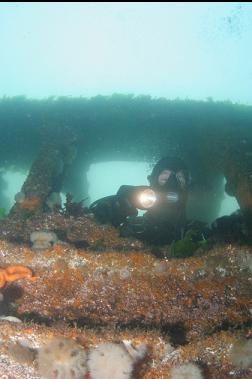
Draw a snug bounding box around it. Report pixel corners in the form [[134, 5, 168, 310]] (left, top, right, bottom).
[[30, 230, 58, 251], [170, 362, 203, 379], [230, 338, 252, 369], [87, 342, 146, 379], [37, 336, 87, 379]]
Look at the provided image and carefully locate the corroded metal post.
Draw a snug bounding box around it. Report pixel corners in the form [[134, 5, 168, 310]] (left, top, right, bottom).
[[9, 125, 78, 216]]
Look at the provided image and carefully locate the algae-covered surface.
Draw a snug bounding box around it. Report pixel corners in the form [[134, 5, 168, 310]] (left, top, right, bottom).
[[1, 95, 252, 378], [0, 219, 252, 378]]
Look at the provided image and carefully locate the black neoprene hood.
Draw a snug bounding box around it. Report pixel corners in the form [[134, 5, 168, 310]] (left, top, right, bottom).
[[148, 157, 189, 188]]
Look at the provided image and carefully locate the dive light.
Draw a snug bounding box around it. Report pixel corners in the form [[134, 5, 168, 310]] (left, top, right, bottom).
[[118, 185, 179, 210]]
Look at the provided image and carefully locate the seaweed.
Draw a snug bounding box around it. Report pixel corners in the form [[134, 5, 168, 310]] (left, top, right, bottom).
[[61, 193, 89, 218]]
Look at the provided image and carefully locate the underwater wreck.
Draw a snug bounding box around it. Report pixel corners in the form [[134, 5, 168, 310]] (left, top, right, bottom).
[[0, 95, 252, 379]]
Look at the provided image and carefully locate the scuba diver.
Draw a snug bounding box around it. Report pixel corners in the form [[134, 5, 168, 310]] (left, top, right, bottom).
[[89, 157, 192, 245], [90, 156, 252, 248]]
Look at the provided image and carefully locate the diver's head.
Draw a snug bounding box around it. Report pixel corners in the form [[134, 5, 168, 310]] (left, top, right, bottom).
[[148, 157, 190, 193]]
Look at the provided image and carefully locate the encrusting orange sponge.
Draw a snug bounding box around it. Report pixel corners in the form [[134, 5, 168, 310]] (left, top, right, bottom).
[[0, 265, 33, 289]]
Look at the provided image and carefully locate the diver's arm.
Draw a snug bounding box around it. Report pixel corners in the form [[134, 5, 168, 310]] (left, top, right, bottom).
[[89, 186, 138, 227], [89, 195, 121, 226]]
